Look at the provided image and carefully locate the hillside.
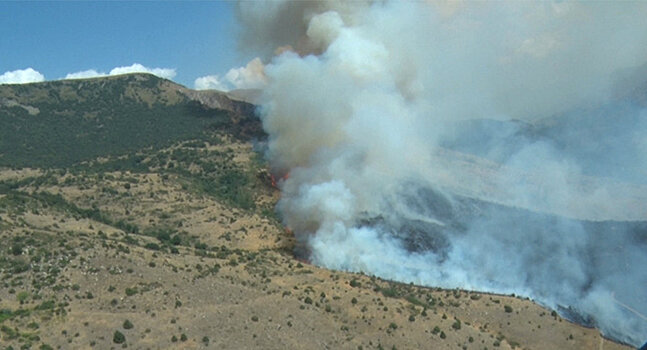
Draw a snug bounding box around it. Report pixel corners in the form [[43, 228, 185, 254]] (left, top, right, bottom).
[[0, 74, 632, 349], [0, 74, 260, 168]]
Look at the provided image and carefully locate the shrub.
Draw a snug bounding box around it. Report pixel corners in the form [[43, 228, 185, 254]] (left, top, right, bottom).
[[11, 243, 23, 256], [123, 319, 134, 329], [113, 330, 126, 344], [452, 319, 461, 330], [380, 288, 398, 298], [144, 242, 160, 251], [504, 305, 513, 313], [16, 291, 30, 302], [36, 300, 55, 310]]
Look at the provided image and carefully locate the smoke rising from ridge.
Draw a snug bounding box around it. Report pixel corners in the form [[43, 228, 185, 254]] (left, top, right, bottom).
[[240, 1, 647, 346]]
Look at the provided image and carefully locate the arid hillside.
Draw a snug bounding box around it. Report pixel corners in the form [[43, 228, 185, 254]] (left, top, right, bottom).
[[0, 74, 632, 349]]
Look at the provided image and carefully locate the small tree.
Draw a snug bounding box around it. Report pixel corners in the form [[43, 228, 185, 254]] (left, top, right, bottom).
[[123, 319, 134, 329], [113, 330, 126, 344]]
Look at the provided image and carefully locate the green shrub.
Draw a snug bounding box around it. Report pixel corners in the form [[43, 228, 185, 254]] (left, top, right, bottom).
[[452, 319, 461, 330], [123, 320, 133, 329], [113, 330, 125, 344], [144, 242, 160, 251], [16, 291, 30, 302]]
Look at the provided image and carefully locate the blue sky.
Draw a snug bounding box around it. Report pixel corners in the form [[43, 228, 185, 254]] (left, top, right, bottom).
[[0, 1, 254, 88]]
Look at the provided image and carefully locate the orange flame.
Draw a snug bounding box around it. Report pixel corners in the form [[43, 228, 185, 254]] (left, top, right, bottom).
[[270, 172, 290, 188]]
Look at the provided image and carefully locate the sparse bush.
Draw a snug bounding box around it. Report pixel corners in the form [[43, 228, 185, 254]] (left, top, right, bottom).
[[16, 291, 30, 303], [452, 319, 461, 330], [123, 320, 133, 329], [11, 243, 22, 255], [380, 287, 398, 298], [113, 330, 125, 344], [144, 242, 160, 251]]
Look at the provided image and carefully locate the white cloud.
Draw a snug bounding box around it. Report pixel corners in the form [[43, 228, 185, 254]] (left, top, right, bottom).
[[194, 75, 230, 91], [109, 63, 176, 79], [0, 68, 45, 84], [194, 57, 266, 91], [64, 63, 177, 81], [64, 69, 106, 80]]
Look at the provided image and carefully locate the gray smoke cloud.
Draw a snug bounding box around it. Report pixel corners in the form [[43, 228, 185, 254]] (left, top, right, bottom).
[[240, 1, 647, 346]]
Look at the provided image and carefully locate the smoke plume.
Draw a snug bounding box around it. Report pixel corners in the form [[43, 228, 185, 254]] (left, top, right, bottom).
[[239, 1, 647, 346]]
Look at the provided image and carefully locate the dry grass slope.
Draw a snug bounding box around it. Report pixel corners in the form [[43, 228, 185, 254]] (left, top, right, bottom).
[[0, 75, 632, 350]]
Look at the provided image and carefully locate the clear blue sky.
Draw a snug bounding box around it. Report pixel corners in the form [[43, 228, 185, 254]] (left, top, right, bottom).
[[0, 1, 252, 87]]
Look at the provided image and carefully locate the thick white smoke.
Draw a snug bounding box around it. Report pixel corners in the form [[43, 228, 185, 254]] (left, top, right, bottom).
[[240, 1, 647, 346]]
